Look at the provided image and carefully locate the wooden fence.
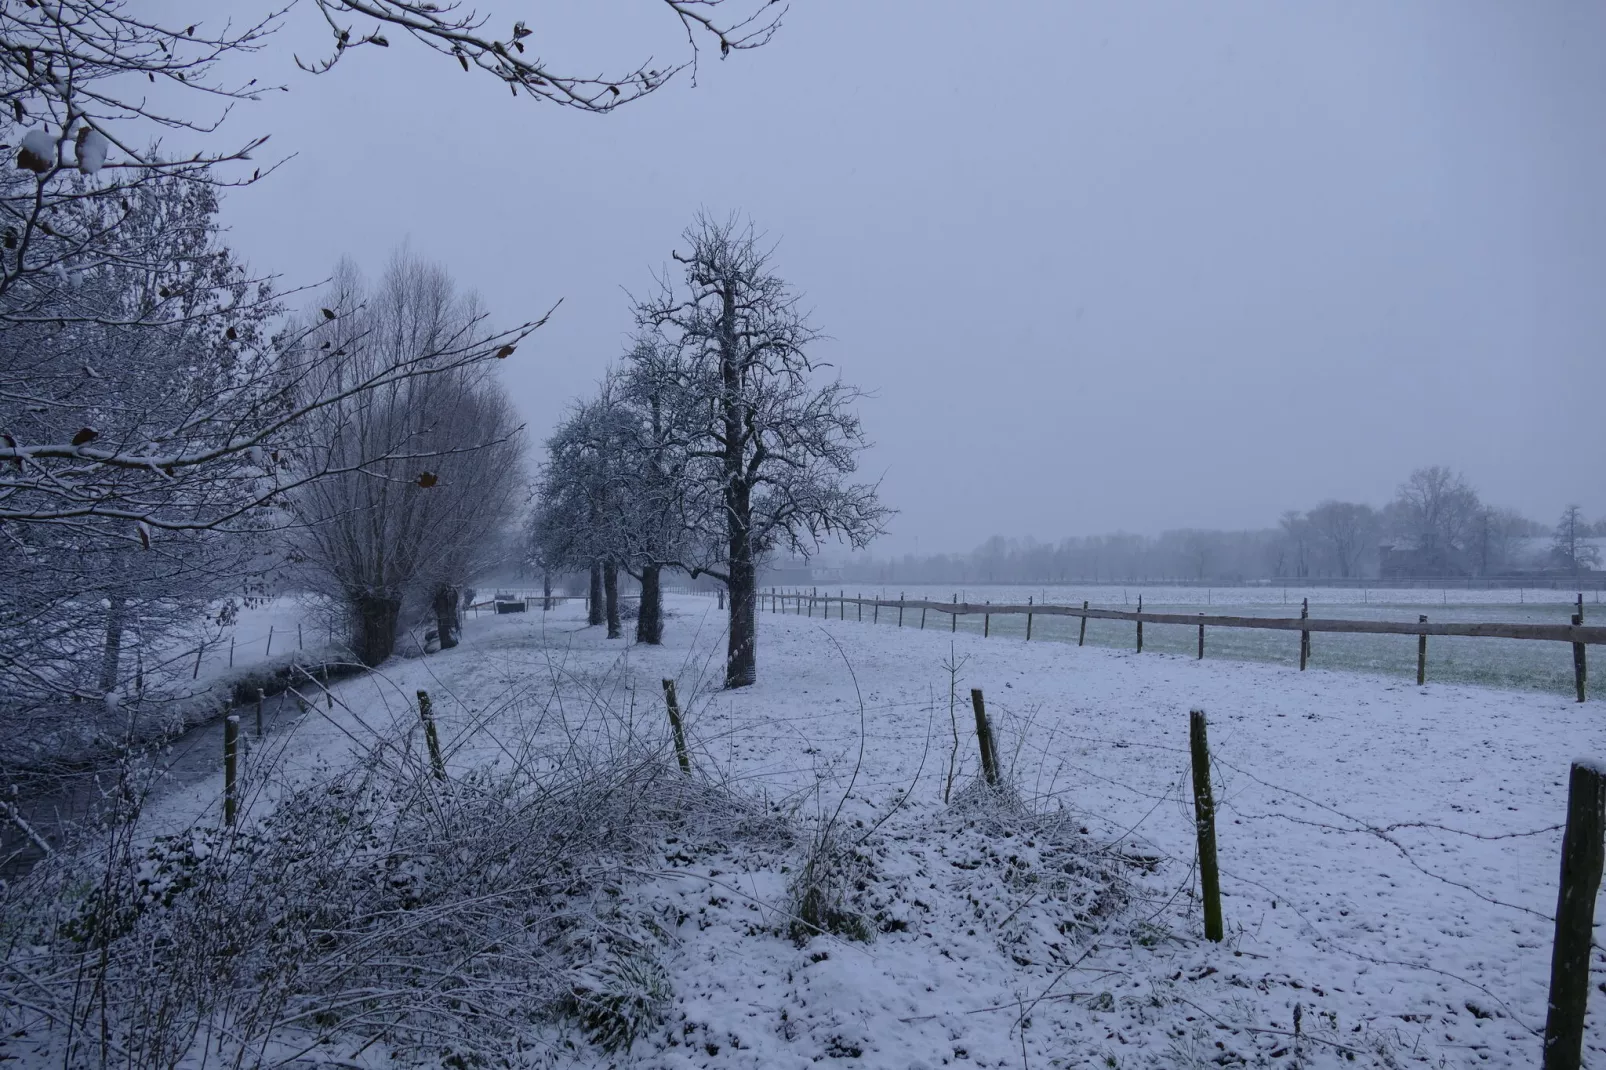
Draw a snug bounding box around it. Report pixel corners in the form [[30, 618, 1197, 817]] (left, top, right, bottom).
[[767, 589, 1604, 701]]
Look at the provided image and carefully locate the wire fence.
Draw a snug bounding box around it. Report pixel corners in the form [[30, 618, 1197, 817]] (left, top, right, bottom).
[[766, 587, 1602, 701]]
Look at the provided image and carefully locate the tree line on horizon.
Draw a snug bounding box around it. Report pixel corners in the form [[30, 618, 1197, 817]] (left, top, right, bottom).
[[825, 468, 1603, 586]]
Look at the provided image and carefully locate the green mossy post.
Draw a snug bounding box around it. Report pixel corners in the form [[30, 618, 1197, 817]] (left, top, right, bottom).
[[1542, 760, 1606, 1069], [417, 689, 445, 781], [1189, 709, 1224, 942], [223, 714, 239, 828], [662, 679, 692, 775]]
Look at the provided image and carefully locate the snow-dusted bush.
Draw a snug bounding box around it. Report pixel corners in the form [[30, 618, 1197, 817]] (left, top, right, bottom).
[[0, 707, 787, 1067], [787, 826, 875, 946]]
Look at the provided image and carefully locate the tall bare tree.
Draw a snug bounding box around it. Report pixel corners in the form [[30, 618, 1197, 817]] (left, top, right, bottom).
[[1387, 466, 1482, 576], [288, 252, 525, 665], [1551, 504, 1601, 576], [635, 215, 887, 687], [1306, 500, 1378, 579], [531, 388, 631, 639]]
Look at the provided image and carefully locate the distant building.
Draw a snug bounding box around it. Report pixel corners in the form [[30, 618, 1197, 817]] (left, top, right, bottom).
[[761, 557, 843, 587]]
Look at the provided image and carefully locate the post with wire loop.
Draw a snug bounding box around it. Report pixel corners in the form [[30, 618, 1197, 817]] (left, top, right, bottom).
[[1299, 598, 1310, 670]]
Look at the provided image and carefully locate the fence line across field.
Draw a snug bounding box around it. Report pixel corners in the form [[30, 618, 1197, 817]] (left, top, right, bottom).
[[765, 587, 1601, 701]]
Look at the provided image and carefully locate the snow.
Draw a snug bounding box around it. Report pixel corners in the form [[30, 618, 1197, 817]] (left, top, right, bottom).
[[74, 128, 107, 175], [69, 595, 1606, 1066]]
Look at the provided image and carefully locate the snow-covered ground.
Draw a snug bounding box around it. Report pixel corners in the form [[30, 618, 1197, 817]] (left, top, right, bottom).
[[113, 593, 1603, 1068]]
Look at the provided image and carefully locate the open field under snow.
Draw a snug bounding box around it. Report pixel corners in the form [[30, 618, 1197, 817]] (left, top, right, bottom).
[[18, 593, 1599, 1069], [772, 584, 1603, 698]]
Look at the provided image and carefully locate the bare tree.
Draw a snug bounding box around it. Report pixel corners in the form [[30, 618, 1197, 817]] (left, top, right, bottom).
[[1277, 511, 1312, 579], [1387, 466, 1482, 576], [1551, 504, 1601, 576], [0, 175, 279, 736], [635, 214, 888, 687], [531, 388, 631, 639], [1306, 500, 1377, 579], [288, 252, 525, 665]]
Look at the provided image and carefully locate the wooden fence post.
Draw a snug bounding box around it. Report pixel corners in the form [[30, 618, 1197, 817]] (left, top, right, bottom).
[[662, 679, 692, 775], [1542, 760, 1605, 1069], [1189, 709, 1224, 942], [223, 713, 239, 828], [1417, 615, 1428, 686], [898, 592, 904, 628], [265, 625, 273, 657], [951, 594, 957, 633], [840, 589, 845, 620], [857, 593, 862, 622], [984, 601, 990, 638], [192, 642, 205, 680], [1299, 598, 1310, 670], [1136, 594, 1143, 653], [1026, 595, 1033, 641], [298, 623, 303, 650], [1198, 614, 1205, 659], [970, 688, 999, 786], [873, 595, 879, 624], [1573, 595, 1587, 703], [417, 689, 445, 781], [1079, 601, 1088, 647], [921, 605, 927, 629], [255, 687, 265, 736], [228, 636, 234, 668]]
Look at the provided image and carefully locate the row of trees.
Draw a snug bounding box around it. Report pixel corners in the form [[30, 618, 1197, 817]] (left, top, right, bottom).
[[838, 467, 1600, 586], [530, 216, 887, 687], [1, 0, 787, 737]]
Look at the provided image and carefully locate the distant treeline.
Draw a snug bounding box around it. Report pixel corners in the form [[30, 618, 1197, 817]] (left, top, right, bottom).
[[825, 467, 1604, 585]]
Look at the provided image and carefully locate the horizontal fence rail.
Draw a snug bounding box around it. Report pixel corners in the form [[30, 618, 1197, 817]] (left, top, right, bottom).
[[779, 594, 1606, 645]]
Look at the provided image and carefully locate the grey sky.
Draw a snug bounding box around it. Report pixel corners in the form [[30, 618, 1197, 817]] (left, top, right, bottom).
[[224, 1, 1606, 555]]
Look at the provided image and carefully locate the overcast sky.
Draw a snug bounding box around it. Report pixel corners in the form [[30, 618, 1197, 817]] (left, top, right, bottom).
[[218, 0, 1605, 555]]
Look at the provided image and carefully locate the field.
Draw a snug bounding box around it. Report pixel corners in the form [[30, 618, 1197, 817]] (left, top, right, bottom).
[[7, 593, 1600, 1069], [779, 584, 1601, 697]]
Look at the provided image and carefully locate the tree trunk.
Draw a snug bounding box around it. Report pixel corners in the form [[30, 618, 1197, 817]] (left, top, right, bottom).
[[99, 594, 126, 694], [720, 278, 759, 688], [637, 563, 663, 644], [588, 562, 604, 626], [432, 585, 460, 650], [727, 549, 757, 687], [604, 560, 621, 639], [355, 593, 401, 666]]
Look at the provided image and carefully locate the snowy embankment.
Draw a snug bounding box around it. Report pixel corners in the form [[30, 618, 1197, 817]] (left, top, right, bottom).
[[9, 594, 1601, 1068]]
